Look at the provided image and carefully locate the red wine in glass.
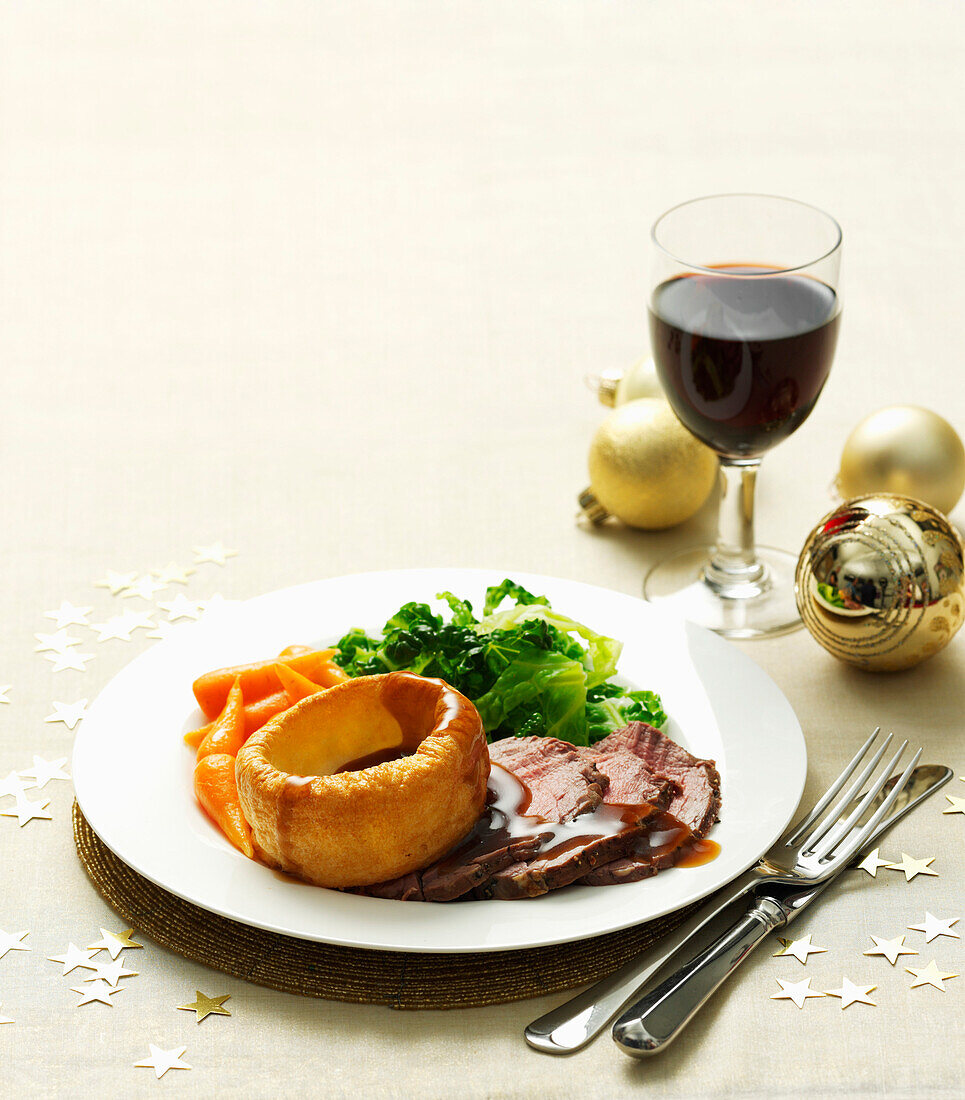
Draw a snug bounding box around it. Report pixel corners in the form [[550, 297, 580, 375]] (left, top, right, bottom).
[[649, 265, 840, 460]]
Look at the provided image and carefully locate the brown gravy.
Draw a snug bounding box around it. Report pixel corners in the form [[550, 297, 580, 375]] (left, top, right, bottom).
[[334, 745, 413, 773]]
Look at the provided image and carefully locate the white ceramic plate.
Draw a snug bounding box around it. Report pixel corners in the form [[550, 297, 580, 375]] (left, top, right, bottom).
[[73, 569, 806, 953]]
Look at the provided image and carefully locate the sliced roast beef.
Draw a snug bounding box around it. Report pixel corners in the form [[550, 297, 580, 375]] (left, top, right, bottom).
[[581, 723, 721, 887], [486, 736, 608, 820]]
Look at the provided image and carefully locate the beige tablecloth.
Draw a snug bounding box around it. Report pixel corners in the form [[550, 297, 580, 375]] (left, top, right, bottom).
[[1, 2, 963, 1096]]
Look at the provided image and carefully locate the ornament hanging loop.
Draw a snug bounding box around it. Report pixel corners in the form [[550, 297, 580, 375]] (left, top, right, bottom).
[[703, 461, 769, 598]]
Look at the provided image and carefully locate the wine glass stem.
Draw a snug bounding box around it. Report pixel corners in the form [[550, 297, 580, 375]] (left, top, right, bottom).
[[703, 459, 768, 598]]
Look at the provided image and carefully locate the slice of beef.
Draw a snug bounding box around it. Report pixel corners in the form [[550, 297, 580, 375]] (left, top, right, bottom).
[[581, 723, 721, 887], [486, 736, 608, 820]]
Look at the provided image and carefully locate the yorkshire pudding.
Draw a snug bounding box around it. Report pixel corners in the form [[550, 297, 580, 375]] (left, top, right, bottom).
[[234, 672, 489, 888]]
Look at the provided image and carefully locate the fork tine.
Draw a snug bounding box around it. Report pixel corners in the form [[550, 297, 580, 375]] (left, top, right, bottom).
[[810, 742, 919, 862], [800, 732, 895, 853], [784, 727, 881, 846]]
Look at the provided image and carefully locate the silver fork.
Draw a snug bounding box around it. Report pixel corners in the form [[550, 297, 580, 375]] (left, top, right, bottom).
[[525, 728, 921, 1055]]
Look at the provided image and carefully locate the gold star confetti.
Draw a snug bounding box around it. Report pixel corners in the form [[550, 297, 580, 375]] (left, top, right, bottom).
[[156, 594, 203, 622], [0, 685, 10, 704], [193, 542, 238, 566], [772, 934, 827, 965], [0, 929, 30, 959], [94, 570, 137, 595], [19, 755, 69, 788], [43, 650, 94, 673], [0, 793, 52, 826], [47, 943, 97, 976], [44, 602, 93, 628], [43, 700, 88, 731], [87, 928, 142, 960], [908, 912, 960, 943], [152, 562, 196, 586], [863, 935, 917, 966], [135, 1044, 192, 1079], [0, 1003, 12, 1024], [906, 960, 958, 991], [824, 978, 877, 1008], [887, 853, 938, 881], [88, 957, 138, 987], [942, 794, 965, 816], [71, 979, 121, 1007], [0, 771, 34, 799], [856, 847, 891, 877], [33, 629, 82, 655], [770, 977, 824, 1008], [121, 574, 168, 600], [177, 990, 231, 1023]]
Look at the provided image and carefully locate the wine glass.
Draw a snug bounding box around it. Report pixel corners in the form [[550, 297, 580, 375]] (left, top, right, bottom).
[[643, 194, 842, 638]]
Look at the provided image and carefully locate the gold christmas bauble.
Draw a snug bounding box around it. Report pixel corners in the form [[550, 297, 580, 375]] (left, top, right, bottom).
[[580, 398, 718, 530], [596, 358, 664, 407], [838, 406, 965, 515], [795, 494, 965, 671]]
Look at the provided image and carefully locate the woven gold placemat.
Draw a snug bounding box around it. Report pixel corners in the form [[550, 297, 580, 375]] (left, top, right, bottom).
[[73, 801, 699, 1010]]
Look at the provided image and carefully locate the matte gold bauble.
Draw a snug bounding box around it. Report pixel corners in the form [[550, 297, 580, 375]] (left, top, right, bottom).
[[838, 406, 965, 515], [595, 358, 664, 407], [580, 399, 718, 530], [795, 494, 965, 671]]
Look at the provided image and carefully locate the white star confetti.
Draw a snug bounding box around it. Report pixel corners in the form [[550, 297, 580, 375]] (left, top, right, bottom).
[[43, 650, 94, 673], [44, 602, 93, 628], [906, 960, 958, 992], [43, 700, 88, 730], [152, 562, 196, 586], [0, 685, 10, 704], [770, 977, 824, 1008], [47, 943, 97, 976], [135, 1044, 192, 1079], [0, 929, 30, 959], [87, 957, 138, 987], [87, 928, 142, 960], [887, 853, 938, 881], [0, 771, 34, 799], [856, 847, 891, 877], [88, 609, 155, 641], [908, 912, 960, 943], [824, 978, 877, 1008], [71, 979, 120, 1007], [145, 620, 184, 642], [156, 594, 203, 622], [0, 1003, 12, 1025], [0, 793, 51, 826], [772, 934, 827, 965], [18, 755, 69, 789], [863, 935, 917, 966], [942, 794, 965, 816], [193, 542, 237, 566], [121, 574, 168, 601], [198, 594, 235, 616], [34, 629, 82, 655], [94, 570, 137, 595]]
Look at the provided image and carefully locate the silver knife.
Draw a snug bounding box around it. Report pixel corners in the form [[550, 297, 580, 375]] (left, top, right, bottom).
[[612, 763, 952, 1057]]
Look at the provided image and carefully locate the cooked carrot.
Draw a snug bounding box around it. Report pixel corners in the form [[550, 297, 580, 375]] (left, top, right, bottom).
[[275, 662, 325, 705], [184, 720, 212, 750], [284, 651, 350, 688], [197, 677, 246, 760], [243, 690, 290, 735], [278, 644, 312, 658], [194, 753, 254, 858], [192, 648, 337, 718]]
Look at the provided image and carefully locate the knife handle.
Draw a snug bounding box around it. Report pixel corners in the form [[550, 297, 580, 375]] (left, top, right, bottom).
[[612, 896, 786, 1057]]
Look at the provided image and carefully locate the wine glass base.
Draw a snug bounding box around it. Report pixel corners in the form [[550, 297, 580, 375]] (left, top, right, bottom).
[[643, 546, 803, 639]]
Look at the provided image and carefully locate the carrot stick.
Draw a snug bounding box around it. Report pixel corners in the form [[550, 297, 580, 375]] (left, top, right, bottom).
[[284, 651, 350, 688], [193, 753, 254, 858], [274, 662, 325, 704], [184, 720, 212, 750], [243, 690, 290, 735], [278, 644, 312, 658], [192, 648, 337, 718], [197, 677, 246, 760]]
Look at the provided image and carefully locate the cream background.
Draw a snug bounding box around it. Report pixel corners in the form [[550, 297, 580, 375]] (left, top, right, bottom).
[[1, 2, 963, 1096]]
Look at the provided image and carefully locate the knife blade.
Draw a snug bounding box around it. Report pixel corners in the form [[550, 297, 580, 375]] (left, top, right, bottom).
[[611, 763, 953, 1056]]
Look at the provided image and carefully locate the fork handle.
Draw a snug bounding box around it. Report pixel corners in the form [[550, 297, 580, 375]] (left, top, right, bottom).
[[612, 896, 786, 1056], [523, 871, 757, 1054]]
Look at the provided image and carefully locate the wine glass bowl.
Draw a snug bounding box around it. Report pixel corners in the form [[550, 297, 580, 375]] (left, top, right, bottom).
[[643, 195, 842, 638]]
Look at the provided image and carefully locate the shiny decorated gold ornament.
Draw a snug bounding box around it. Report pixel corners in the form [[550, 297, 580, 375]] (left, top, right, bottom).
[[837, 406, 965, 515], [593, 357, 664, 407], [795, 494, 965, 671], [579, 399, 718, 530]]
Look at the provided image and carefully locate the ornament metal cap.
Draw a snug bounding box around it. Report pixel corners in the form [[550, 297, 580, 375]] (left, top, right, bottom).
[[578, 488, 610, 525]]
